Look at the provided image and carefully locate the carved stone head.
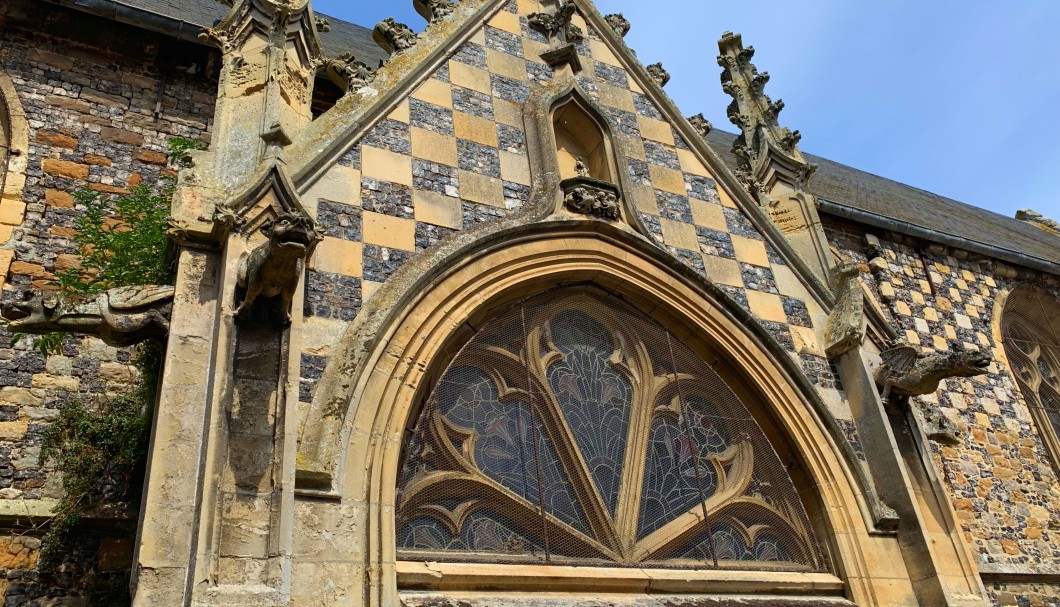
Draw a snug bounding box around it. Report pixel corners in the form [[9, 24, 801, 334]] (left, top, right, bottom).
[[1, 290, 66, 332], [264, 212, 325, 258]]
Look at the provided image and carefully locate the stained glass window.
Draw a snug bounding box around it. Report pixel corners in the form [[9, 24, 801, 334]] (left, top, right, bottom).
[[395, 288, 825, 571], [1002, 286, 1060, 470]]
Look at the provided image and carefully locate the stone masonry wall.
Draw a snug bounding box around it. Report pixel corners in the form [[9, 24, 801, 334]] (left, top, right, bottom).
[[0, 1, 216, 603], [824, 215, 1060, 606]]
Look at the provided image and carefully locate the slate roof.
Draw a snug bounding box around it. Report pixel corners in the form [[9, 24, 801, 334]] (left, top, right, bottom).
[[703, 130, 1060, 269], [51, 0, 1058, 271], [46, 0, 387, 66]]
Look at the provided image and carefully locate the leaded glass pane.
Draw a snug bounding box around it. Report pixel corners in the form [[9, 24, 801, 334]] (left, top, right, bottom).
[[395, 288, 825, 571]]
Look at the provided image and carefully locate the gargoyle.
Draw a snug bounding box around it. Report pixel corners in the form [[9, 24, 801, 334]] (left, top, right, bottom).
[[823, 260, 865, 357], [875, 341, 991, 399], [234, 211, 325, 323], [1, 285, 174, 348]]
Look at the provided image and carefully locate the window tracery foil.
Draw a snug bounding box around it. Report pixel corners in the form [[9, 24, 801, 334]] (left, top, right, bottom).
[[396, 289, 825, 571]]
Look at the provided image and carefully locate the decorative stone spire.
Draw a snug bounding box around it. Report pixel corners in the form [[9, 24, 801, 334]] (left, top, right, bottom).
[[717, 31, 833, 284], [198, 0, 324, 185], [717, 31, 816, 198]]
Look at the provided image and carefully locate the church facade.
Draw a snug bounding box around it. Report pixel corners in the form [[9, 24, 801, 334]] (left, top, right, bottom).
[[0, 0, 1058, 605]]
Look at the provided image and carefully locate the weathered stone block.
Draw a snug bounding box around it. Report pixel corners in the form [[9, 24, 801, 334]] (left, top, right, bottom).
[[41, 158, 90, 180]]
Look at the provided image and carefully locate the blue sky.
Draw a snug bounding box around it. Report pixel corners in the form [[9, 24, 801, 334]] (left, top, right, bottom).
[[313, 0, 1060, 220]]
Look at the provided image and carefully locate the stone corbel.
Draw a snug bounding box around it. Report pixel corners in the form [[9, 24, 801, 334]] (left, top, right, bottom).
[[561, 177, 620, 220]]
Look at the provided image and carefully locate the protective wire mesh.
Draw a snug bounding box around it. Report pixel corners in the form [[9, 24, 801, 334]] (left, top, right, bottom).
[[395, 288, 827, 571], [1002, 287, 1060, 450]]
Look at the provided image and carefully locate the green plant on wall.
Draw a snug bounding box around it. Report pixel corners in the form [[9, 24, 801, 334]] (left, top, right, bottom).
[[21, 136, 204, 605]]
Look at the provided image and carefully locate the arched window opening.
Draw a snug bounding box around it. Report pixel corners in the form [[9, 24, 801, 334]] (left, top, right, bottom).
[[1001, 285, 1060, 467], [553, 97, 612, 183], [395, 287, 826, 572]]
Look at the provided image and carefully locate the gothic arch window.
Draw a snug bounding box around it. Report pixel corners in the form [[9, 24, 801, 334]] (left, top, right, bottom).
[[395, 287, 826, 572], [1001, 285, 1060, 467]]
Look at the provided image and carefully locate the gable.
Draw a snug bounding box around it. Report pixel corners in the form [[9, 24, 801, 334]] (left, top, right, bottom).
[[294, 0, 843, 424]]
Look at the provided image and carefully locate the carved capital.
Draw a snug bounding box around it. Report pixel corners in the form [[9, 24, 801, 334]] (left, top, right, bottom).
[[561, 177, 620, 220], [373, 18, 418, 56], [604, 13, 630, 37], [414, 0, 455, 23], [646, 63, 670, 88]]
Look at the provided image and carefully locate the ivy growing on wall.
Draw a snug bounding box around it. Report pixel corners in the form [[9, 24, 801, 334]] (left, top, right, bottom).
[[26, 137, 204, 605]]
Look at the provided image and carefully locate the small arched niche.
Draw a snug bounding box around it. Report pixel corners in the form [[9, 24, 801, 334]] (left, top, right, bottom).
[[552, 97, 613, 183]]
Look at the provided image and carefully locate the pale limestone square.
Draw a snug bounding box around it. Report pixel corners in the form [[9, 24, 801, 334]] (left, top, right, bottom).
[[648, 164, 685, 196], [303, 164, 360, 208], [454, 111, 499, 147], [459, 170, 504, 207], [411, 78, 453, 109], [637, 116, 675, 145], [660, 217, 698, 251], [310, 237, 362, 278], [702, 255, 743, 287], [690, 199, 726, 232], [411, 127, 458, 166], [362, 211, 415, 251], [486, 48, 527, 82], [731, 234, 770, 267], [500, 151, 531, 186], [449, 61, 492, 95], [746, 290, 787, 323], [361, 145, 412, 186], [414, 190, 463, 230]]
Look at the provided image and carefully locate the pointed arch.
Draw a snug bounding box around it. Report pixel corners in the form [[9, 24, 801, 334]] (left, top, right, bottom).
[[999, 284, 1060, 469], [0, 70, 29, 286], [292, 218, 900, 606], [551, 90, 616, 183]]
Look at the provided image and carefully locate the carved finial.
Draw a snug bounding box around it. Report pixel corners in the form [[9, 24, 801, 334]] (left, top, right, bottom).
[[604, 13, 630, 37], [646, 63, 670, 88], [318, 53, 376, 93], [688, 114, 712, 138], [718, 31, 817, 198], [414, 0, 455, 23], [529, 0, 583, 44], [315, 16, 331, 32], [373, 17, 418, 56]]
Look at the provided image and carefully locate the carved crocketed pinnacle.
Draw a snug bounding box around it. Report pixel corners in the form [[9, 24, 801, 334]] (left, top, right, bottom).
[[373, 17, 418, 56], [604, 13, 630, 37], [647, 63, 670, 88], [717, 31, 817, 197], [688, 113, 712, 138], [414, 0, 455, 23], [529, 1, 583, 44]]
